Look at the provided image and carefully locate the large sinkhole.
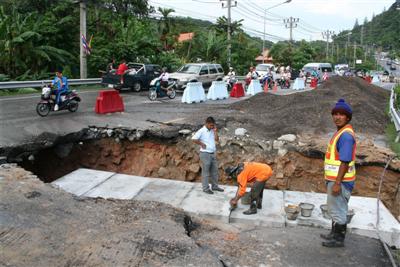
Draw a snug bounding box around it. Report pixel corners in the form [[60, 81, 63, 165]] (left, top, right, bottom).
[[15, 133, 400, 220]]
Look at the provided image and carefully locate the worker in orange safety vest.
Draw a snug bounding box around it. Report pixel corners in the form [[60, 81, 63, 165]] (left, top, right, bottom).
[[225, 162, 273, 215], [321, 98, 356, 248]]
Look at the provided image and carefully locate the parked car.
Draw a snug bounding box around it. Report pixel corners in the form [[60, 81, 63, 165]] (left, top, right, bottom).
[[255, 63, 275, 77], [101, 63, 161, 92], [169, 63, 224, 90], [390, 65, 397, 70]]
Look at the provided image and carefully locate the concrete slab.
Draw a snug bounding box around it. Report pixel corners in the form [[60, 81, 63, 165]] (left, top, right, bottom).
[[52, 168, 115, 196], [180, 184, 233, 222], [283, 190, 400, 248], [230, 189, 285, 227], [53, 169, 400, 248], [83, 174, 151, 199], [134, 178, 194, 208]]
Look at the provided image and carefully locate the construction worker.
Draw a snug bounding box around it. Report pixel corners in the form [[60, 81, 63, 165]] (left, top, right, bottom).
[[225, 162, 273, 215], [321, 99, 356, 248], [192, 117, 224, 194]]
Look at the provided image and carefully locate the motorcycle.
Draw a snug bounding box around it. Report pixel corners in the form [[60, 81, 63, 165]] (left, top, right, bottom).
[[276, 77, 290, 89], [36, 84, 81, 117], [260, 74, 274, 90], [148, 78, 177, 101], [223, 75, 237, 91]]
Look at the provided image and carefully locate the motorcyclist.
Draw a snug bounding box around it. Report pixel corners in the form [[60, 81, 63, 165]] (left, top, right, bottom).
[[159, 67, 170, 93], [51, 68, 69, 111], [246, 66, 258, 86], [227, 67, 236, 86]]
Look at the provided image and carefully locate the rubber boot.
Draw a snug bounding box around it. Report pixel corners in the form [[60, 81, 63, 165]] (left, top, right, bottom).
[[257, 198, 262, 209], [322, 223, 346, 248], [320, 221, 334, 240], [243, 202, 257, 215]]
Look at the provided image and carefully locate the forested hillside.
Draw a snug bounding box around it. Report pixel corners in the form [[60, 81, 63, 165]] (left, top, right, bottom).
[[0, 0, 269, 80]]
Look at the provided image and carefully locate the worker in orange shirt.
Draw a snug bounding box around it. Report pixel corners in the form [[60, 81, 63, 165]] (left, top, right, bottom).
[[225, 162, 273, 215]]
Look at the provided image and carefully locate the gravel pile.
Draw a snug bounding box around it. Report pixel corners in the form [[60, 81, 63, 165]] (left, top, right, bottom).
[[229, 76, 390, 137]]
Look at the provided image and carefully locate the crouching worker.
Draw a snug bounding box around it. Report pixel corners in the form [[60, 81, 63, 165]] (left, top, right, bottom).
[[225, 162, 273, 215]]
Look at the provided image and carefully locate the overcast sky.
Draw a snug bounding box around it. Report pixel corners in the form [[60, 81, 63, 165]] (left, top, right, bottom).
[[148, 0, 395, 42]]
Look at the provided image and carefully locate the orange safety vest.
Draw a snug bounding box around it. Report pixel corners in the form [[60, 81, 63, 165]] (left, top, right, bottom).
[[324, 124, 356, 182]]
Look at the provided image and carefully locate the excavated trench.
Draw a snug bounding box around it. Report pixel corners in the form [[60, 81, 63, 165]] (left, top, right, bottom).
[[10, 127, 400, 221]]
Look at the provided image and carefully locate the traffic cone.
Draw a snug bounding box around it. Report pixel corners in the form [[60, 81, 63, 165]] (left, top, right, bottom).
[[264, 82, 269, 93], [273, 83, 278, 92]]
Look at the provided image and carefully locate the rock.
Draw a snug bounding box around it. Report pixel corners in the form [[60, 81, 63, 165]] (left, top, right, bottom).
[[278, 148, 288, 156], [256, 140, 272, 151], [188, 164, 200, 173], [278, 134, 297, 142], [115, 138, 120, 143], [128, 134, 135, 141], [136, 130, 144, 139], [273, 140, 285, 150], [179, 129, 192, 135], [157, 167, 169, 177], [28, 155, 35, 161], [219, 137, 229, 147], [106, 129, 113, 137], [234, 128, 247, 136], [54, 143, 73, 158]]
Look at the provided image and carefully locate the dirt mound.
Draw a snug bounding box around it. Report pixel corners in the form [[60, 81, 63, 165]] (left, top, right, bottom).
[[230, 77, 390, 137]]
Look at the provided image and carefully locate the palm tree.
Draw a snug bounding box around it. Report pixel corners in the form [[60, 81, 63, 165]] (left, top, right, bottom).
[[157, 7, 175, 50], [213, 16, 243, 36]]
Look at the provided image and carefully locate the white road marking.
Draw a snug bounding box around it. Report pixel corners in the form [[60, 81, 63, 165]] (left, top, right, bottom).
[[163, 118, 185, 124]]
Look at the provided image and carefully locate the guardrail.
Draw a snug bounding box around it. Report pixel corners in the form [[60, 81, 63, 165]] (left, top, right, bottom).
[[389, 84, 400, 142], [0, 78, 102, 90]]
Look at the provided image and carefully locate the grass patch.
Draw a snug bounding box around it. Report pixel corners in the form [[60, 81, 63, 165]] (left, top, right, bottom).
[[0, 88, 39, 96], [386, 123, 400, 157]]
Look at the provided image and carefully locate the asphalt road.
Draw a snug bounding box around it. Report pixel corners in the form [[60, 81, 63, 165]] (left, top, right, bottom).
[[0, 88, 250, 147]]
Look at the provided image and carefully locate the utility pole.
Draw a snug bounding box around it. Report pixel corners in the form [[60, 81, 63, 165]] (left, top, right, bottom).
[[221, 0, 237, 67], [360, 25, 364, 46], [79, 0, 87, 79], [345, 32, 351, 64], [283, 17, 299, 42], [322, 30, 334, 60], [353, 41, 357, 68]]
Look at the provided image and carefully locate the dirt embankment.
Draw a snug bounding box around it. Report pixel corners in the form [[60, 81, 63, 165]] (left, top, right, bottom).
[[226, 76, 390, 138]]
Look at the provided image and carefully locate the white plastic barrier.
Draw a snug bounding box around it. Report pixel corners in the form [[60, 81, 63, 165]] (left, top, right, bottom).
[[207, 81, 229, 100], [247, 79, 262, 95], [372, 75, 380, 84], [293, 78, 305, 90], [181, 82, 206, 104]]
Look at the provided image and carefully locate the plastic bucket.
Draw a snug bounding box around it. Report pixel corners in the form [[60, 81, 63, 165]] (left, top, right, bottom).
[[320, 204, 331, 219], [285, 205, 300, 220], [299, 203, 315, 217]]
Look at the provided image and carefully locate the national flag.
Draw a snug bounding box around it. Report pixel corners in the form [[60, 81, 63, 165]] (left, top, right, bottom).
[[81, 34, 92, 55]]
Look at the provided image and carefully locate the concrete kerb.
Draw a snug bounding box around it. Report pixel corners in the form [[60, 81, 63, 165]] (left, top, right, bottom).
[[52, 168, 400, 248]]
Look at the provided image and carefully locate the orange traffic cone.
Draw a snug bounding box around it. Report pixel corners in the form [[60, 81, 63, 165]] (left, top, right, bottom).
[[264, 82, 269, 93], [273, 83, 278, 92]]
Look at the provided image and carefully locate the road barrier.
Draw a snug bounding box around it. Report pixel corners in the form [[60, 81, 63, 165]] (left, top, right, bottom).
[[181, 82, 206, 103], [95, 90, 124, 114], [230, 83, 245, 98], [389, 85, 400, 142], [246, 79, 262, 95], [207, 81, 228, 100], [293, 78, 305, 90], [0, 78, 102, 90]]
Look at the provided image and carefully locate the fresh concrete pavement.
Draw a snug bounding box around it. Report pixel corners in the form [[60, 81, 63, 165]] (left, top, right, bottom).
[[53, 168, 400, 249]]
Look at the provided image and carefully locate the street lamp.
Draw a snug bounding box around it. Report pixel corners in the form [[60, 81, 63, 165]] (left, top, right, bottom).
[[262, 0, 292, 63]]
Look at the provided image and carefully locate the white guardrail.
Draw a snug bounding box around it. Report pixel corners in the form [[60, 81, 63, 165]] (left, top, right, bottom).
[[0, 78, 102, 90], [389, 85, 400, 142]]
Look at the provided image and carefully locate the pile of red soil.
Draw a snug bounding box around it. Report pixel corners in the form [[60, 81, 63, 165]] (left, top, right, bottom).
[[229, 77, 390, 137]]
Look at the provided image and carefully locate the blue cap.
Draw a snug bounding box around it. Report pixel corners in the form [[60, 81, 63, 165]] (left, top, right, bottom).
[[331, 99, 352, 120]]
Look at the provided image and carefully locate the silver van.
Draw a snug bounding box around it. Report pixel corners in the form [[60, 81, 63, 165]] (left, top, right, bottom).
[[169, 63, 224, 90], [303, 63, 334, 82]]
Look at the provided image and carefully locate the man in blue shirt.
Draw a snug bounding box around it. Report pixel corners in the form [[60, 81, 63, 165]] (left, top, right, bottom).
[[322, 99, 356, 248], [52, 68, 69, 111]]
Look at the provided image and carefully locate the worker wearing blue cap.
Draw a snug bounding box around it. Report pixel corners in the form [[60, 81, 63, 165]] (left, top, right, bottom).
[[322, 99, 356, 248]]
